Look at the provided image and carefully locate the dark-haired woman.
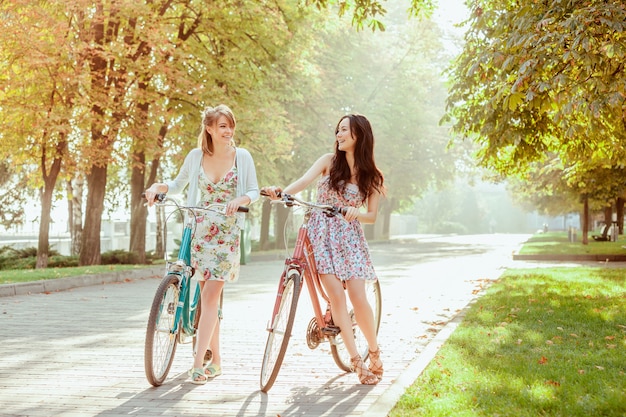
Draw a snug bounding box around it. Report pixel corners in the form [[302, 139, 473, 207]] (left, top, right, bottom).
[[263, 114, 384, 385]]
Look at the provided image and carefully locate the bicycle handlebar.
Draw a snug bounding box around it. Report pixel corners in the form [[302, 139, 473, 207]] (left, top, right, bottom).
[[142, 193, 249, 213], [260, 190, 347, 217]]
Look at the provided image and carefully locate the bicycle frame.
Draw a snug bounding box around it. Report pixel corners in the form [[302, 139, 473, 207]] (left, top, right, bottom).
[[270, 217, 333, 336], [167, 214, 201, 339], [260, 192, 382, 392], [144, 196, 248, 386]]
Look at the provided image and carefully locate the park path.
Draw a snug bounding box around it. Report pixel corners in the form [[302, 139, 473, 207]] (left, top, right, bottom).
[[0, 234, 531, 417]]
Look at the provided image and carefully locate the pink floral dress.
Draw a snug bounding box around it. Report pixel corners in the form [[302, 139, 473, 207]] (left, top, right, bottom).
[[307, 176, 377, 282], [191, 165, 244, 282]]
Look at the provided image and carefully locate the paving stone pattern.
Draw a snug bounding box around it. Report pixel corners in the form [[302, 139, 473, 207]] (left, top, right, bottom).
[[0, 235, 533, 417]]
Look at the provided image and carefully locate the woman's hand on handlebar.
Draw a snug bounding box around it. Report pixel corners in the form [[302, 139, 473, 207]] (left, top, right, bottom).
[[225, 196, 250, 216], [261, 186, 283, 201], [342, 206, 359, 222], [144, 183, 168, 207]]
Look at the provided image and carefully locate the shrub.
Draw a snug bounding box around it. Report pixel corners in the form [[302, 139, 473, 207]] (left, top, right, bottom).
[[101, 250, 141, 265], [48, 255, 79, 268]]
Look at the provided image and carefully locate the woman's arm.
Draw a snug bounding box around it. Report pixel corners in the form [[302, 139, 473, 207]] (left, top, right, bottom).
[[281, 153, 333, 195], [242, 149, 260, 203], [344, 189, 381, 224]]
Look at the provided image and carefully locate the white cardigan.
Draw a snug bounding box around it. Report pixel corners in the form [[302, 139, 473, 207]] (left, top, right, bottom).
[[166, 147, 259, 207]]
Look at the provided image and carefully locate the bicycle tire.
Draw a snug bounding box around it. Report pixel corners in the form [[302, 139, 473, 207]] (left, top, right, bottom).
[[144, 273, 180, 387], [331, 279, 382, 372], [259, 272, 301, 392]]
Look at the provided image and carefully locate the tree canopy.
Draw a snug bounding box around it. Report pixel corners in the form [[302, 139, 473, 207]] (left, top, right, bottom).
[[447, 0, 626, 172], [1, 0, 462, 262]]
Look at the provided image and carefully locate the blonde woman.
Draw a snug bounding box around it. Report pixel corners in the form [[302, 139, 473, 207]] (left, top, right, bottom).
[[145, 104, 259, 384]]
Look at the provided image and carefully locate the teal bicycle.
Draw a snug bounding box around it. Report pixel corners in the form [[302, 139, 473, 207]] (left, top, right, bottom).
[[143, 193, 248, 387]]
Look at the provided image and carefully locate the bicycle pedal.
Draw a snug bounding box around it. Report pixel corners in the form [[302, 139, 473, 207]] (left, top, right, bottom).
[[321, 325, 341, 336]]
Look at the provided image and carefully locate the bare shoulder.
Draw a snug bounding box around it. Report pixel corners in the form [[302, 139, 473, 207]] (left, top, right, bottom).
[[316, 153, 334, 174]]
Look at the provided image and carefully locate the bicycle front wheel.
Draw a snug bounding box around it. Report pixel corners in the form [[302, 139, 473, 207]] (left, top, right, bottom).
[[144, 273, 180, 387], [259, 272, 301, 392], [331, 279, 382, 372]]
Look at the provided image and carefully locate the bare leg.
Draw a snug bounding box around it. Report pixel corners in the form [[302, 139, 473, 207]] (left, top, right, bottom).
[[345, 279, 378, 350], [320, 274, 357, 356], [197, 282, 221, 367], [320, 274, 378, 384], [346, 279, 383, 378], [192, 280, 224, 378], [209, 309, 221, 367]]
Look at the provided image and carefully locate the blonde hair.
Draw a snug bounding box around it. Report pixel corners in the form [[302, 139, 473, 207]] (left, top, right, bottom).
[[197, 104, 236, 154]]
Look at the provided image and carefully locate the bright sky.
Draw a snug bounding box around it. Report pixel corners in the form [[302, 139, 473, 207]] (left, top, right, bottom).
[[432, 0, 470, 54]]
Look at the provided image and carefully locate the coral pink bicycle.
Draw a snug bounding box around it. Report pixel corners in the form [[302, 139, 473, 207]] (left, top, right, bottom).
[[259, 191, 382, 392]]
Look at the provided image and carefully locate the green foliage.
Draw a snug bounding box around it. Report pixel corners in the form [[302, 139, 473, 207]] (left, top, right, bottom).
[[0, 246, 68, 270], [431, 221, 467, 234], [0, 264, 152, 285], [100, 250, 142, 265], [519, 231, 626, 256], [446, 0, 626, 209], [0, 246, 142, 269], [390, 267, 626, 416], [48, 255, 79, 268]]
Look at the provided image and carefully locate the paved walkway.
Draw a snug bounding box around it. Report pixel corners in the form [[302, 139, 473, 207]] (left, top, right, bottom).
[[0, 234, 534, 417]]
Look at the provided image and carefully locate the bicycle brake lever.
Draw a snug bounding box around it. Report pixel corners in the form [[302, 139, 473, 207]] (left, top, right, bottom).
[[141, 192, 167, 203]]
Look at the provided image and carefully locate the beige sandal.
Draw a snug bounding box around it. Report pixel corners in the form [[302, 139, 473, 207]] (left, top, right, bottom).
[[351, 354, 379, 385], [368, 348, 383, 380]]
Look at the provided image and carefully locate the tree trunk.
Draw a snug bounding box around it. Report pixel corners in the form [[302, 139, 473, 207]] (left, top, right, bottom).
[[79, 3, 116, 266], [36, 135, 66, 269], [381, 197, 392, 239], [604, 205, 612, 227], [260, 198, 272, 250], [67, 176, 84, 256], [129, 151, 148, 264], [275, 204, 291, 250], [155, 205, 165, 259], [80, 165, 108, 265], [582, 196, 589, 245], [36, 188, 52, 269], [617, 197, 624, 235], [129, 121, 164, 263]]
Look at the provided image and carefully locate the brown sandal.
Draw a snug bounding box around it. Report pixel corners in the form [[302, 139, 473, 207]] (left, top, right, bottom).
[[351, 354, 379, 385], [368, 348, 383, 380]]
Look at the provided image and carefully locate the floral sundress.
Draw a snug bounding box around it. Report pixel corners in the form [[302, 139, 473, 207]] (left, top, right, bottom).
[[307, 176, 377, 282], [191, 164, 244, 282]]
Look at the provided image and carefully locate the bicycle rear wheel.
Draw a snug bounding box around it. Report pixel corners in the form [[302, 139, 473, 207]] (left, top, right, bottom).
[[144, 273, 180, 386], [259, 272, 301, 392], [331, 279, 382, 372]]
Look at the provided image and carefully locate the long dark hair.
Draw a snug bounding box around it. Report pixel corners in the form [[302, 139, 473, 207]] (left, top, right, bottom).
[[329, 114, 385, 203]]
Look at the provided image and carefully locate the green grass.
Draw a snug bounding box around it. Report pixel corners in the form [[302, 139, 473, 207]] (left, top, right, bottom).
[[390, 267, 626, 417], [518, 231, 626, 255], [0, 264, 156, 285]]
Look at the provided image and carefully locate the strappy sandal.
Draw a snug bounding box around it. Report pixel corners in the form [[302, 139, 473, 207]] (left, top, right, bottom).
[[204, 363, 222, 378], [351, 354, 379, 385], [368, 347, 384, 380], [188, 367, 208, 385]]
